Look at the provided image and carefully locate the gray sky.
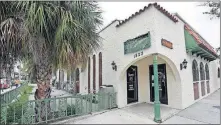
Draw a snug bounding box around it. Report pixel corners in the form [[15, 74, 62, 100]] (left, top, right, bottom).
[[99, 2, 220, 48]]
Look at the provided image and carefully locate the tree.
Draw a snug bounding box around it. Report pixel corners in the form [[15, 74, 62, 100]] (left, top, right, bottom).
[[1, 1, 102, 122], [0, 1, 23, 87], [199, 1, 220, 19]]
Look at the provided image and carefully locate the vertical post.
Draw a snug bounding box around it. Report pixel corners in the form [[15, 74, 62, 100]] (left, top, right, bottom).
[[153, 54, 161, 123], [71, 97, 73, 116], [90, 94, 93, 113], [22, 105, 24, 124], [65, 98, 67, 117], [46, 100, 48, 123]]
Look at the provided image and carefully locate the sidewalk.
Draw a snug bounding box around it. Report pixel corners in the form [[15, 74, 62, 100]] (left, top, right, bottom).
[[0, 86, 17, 94], [53, 89, 220, 124], [28, 84, 72, 100], [55, 108, 157, 124], [162, 89, 220, 124]]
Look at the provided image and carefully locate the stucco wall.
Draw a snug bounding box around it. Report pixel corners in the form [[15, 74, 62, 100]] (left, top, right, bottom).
[[183, 54, 220, 108]]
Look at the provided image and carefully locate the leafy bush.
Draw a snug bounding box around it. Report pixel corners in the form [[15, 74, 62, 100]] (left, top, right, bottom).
[[67, 104, 76, 116], [92, 95, 98, 104], [5, 85, 33, 124]]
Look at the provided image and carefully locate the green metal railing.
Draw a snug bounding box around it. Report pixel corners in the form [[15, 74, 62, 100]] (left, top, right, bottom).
[[1, 92, 117, 124], [0, 82, 28, 104]]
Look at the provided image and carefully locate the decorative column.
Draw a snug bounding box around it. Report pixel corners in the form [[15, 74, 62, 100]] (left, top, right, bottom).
[[153, 54, 161, 123]]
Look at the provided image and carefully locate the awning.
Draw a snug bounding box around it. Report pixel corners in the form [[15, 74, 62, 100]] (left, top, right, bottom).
[[124, 32, 151, 54], [184, 25, 218, 61]]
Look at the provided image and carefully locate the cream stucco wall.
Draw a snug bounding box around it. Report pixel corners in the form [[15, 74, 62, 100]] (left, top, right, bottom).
[[182, 53, 220, 108]]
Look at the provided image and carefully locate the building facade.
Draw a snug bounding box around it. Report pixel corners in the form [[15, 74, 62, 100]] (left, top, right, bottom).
[[57, 3, 220, 110]]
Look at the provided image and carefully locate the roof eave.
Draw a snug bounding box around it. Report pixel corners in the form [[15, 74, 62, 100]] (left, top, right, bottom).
[[98, 19, 120, 34]]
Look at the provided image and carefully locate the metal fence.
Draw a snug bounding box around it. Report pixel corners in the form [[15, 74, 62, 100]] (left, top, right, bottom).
[[60, 81, 74, 93], [1, 92, 117, 124], [0, 82, 27, 104]]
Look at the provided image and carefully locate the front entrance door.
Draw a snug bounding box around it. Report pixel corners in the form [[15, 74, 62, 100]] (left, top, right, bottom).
[[127, 65, 138, 104], [149, 64, 168, 105]]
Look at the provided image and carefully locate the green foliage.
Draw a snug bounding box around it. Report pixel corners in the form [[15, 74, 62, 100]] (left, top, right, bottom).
[[5, 85, 33, 124], [199, 1, 220, 19], [67, 104, 76, 116], [92, 95, 99, 104], [1, 1, 103, 84]]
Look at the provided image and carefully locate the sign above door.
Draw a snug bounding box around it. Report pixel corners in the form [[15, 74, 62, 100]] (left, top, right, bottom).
[[124, 32, 151, 54], [161, 39, 173, 49]]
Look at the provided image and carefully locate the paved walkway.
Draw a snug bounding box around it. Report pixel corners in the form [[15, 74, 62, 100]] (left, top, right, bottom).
[[55, 108, 157, 124], [55, 103, 179, 124], [162, 89, 220, 124], [54, 100, 180, 124], [54, 89, 220, 124]]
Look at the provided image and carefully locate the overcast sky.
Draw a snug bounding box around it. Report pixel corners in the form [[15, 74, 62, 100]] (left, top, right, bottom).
[[99, 2, 220, 49]]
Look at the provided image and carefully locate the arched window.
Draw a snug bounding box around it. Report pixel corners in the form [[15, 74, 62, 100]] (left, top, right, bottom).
[[93, 55, 96, 93], [218, 68, 220, 78], [99, 52, 102, 87], [192, 60, 199, 81], [58, 70, 64, 89], [71, 71, 75, 83], [67, 73, 70, 83], [205, 64, 210, 93], [76, 68, 80, 82], [200, 62, 205, 80], [88, 57, 91, 93], [75, 68, 80, 93], [59, 70, 64, 82], [205, 64, 209, 80]]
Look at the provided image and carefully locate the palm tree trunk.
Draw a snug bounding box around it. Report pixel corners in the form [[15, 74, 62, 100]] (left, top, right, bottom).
[[5, 66, 11, 87], [34, 63, 53, 122]]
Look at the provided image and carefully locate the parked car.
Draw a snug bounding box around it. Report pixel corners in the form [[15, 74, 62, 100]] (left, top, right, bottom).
[[0, 78, 10, 89]]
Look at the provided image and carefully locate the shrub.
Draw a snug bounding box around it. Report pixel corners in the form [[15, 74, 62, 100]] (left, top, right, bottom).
[[67, 104, 76, 116], [5, 85, 33, 124]]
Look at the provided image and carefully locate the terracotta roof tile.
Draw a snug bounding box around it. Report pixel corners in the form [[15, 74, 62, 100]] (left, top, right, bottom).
[[116, 2, 178, 27]]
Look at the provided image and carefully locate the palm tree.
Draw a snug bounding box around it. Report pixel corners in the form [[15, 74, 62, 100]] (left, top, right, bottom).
[[0, 1, 23, 89], [1, 1, 102, 122]]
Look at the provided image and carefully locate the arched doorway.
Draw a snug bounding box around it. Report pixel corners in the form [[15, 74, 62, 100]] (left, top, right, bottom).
[[120, 53, 182, 109]]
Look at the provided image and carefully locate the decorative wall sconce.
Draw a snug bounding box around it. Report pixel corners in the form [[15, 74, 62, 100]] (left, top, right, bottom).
[[180, 59, 188, 70], [111, 61, 117, 71]]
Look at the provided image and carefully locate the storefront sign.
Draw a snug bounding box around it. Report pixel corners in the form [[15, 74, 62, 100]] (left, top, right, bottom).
[[161, 39, 173, 49], [124, 32, 151, 54]]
